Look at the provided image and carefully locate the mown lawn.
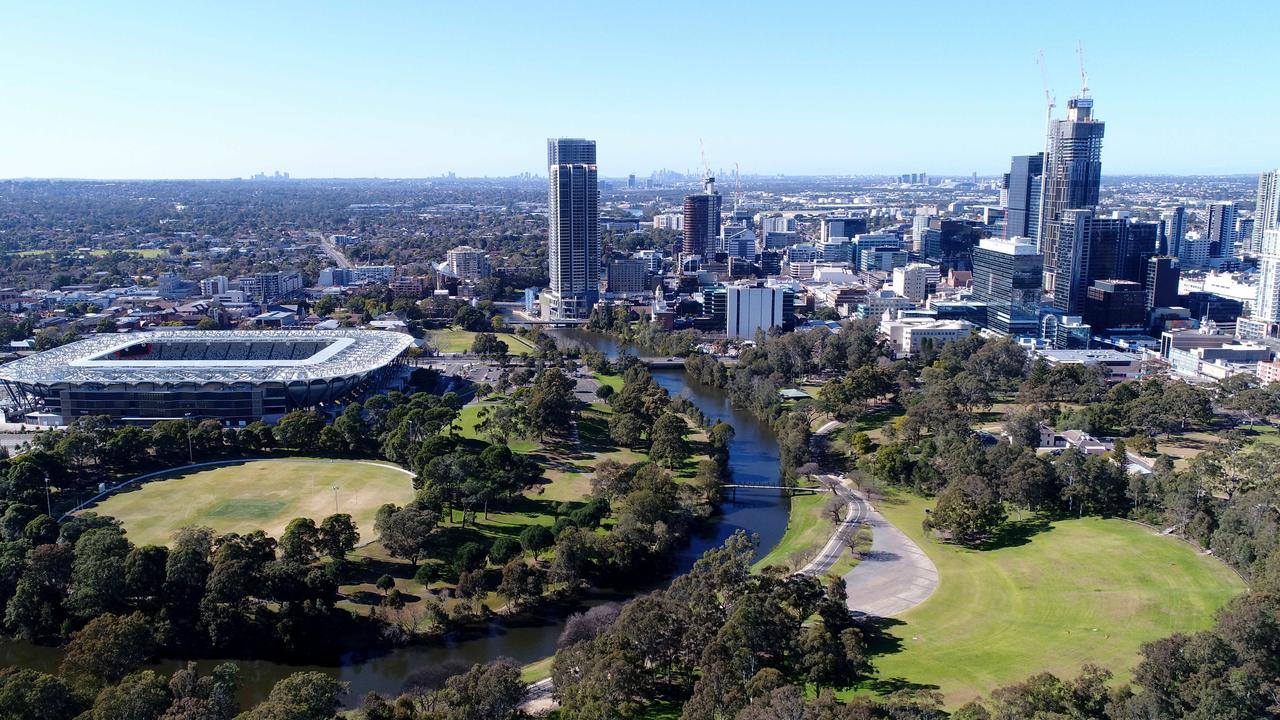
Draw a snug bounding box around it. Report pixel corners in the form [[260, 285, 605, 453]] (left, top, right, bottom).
[[427, 328, 537, 354], [90, 459, 414, 547], [753, 490, 834, 572], [850, 493, 1246, 706]]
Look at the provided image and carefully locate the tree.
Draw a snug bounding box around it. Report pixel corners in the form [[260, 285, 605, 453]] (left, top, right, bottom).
[[375, 574, 394, 596], [61, 612, 156, 691], [928, 475, 1007, 545], [273, 411, 325, 451], [279, 518, 319, 563], [524, 368, 577, 441], [470, 332, 508, 359], [435, 659, 527, 720], [90, 669, 171, 720], [519, 525, 553, 560], [608, 413, 645, 449], [648, 413, 689, 468], [0, 667, 81, 720], [373, 506, 438, 566], [316, 514, 358, 560], [67, 526, 131, 620], [237, 672, 346, 720]]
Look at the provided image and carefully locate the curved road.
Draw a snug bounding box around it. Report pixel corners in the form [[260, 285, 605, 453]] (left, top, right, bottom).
[[797, 473, 939, 617]]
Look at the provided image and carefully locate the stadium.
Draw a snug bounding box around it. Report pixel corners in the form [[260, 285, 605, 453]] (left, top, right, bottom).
[[0, 329, 414, 426]]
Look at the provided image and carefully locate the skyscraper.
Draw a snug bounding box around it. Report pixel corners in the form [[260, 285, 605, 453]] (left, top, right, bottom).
[[1144, 256, 1180, 311], [545, 138, 599, 319], [1205, 201, 1237, 261], [682, 176, 722, 259], [971, 237, 1043, 336], [1159, 206, 1186, 257], [1257, 229, 1280, 324], [1006, 153, 1044, 239], [1253, 170, 1280, 255], [1053, 208, 1103, 316], [1037, 97, 1105, 293]]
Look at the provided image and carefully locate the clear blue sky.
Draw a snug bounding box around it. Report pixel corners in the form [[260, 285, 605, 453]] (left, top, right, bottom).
[[1, 0, 1276, 179]]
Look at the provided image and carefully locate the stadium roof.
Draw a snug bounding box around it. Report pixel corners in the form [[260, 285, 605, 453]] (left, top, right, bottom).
[[0, 329, 414, 386]]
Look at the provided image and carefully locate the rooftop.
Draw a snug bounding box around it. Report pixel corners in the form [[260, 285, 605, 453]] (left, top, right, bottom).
[[0, 329, 413, 386]]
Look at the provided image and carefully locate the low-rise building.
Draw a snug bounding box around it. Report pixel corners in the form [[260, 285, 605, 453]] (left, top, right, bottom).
[[880, 315, 975, 355]]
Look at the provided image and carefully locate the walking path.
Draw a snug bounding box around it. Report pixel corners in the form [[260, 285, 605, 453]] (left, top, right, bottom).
[[798, 474, 866, 576], [841, 490, 939, 617]]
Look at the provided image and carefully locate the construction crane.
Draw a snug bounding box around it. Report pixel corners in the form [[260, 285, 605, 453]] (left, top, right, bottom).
[[698, 138, 715, 195], [1076, 40, 1090, 97]]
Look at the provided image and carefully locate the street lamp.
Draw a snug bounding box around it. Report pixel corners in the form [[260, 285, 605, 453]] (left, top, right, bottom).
[[184, 413, 194, 464], [43, 477, 51, 518], [331, 485, 339, 514]]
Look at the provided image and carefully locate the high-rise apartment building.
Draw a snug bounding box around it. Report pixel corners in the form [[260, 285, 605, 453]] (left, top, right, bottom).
[[1159, 206, 1187, 257], [1053, 209, 1100, 315], [545, 138, 600, 319], [1256, 229, 1280, 324], [445, 245, 491, 282], [1205, 202, 1237, 261], [971, 237, 1043, 336], [1037, 97, 1105, 293], [682, 177, 722, 258], [725, 281, 794, 338], [1006, 153, 1044, 239], [1252, 170, 1280, 255]]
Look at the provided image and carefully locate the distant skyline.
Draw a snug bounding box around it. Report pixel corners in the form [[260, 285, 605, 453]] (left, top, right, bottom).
[[2, 1, 1277, 180]]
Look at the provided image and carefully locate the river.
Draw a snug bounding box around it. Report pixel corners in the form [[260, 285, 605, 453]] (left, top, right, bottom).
[[0, 330, 789, 708]]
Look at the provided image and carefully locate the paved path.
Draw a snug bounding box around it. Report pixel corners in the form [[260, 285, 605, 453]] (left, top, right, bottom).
[[799, 474, 866, 577], [841, 490, 939, 617]]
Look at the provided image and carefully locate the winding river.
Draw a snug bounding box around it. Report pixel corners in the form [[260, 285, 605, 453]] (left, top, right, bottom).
[[0, 330, 789, 707]]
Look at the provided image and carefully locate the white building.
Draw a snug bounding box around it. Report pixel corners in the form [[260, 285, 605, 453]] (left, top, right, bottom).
[[446, 246, 491, 282], [633, 249, 664, 274], [200, 275, 229, 296], [879, 314, 975, 355], [892, 263, 932, 303], [653, 213, 683, 231], [1258, 229, 1280, 326], [726, 282, 788, 338], [861, 290, 917, 318]]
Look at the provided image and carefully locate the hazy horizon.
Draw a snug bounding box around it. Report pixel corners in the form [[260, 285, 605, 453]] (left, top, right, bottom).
[[3, 0, 1277, 179]]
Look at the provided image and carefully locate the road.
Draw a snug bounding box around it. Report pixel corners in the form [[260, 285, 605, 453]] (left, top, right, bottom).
[[319, 234, 352, 268], [798, 474, 868, 577], [840, 491, 940, 617]]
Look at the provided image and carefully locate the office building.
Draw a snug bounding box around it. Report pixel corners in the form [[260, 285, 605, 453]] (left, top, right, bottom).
[[605, 260, 647, 294], [725, 281, 793, 338], [879, 316, 976, 355], [545, 138, 600, 319], [1186, 291, 1244, 325], [971, 237, 1043, 336], [1084, 279, 1146, 331], [1053, 209, 1098, 316], [446, 246, 491, 282], [1038, 96, 1105, 292], [892, 263, 932, 303], [633, 249, 664, 274], [1145, 256, 1180, 311], [1006, 153, 1044, 239], [820, 217, 867, 242], [1159, 206, 1187, 257], [682, 176, 722, 258], [1237, 218, 1255, 253], [819, 238, 853, 263], [1126, 221, 1159, 282], [1205, 202, 1237, 262], [859, 247, 908, 272], [1086, 216, 1133, 283]]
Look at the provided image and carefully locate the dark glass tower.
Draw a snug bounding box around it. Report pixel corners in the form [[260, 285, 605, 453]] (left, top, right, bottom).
[[971, 237, 1044, 335], [682, 177, 722, 258], [1006, 153, 1044, 239], [1038, 97, 1105, 293]]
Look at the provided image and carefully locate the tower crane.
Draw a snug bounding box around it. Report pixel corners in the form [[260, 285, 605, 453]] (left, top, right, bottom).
[[1076, 40, 1090, 97]]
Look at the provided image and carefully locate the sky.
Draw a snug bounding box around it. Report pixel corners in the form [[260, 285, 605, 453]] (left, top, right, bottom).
[[1, 0, 1276, 179]]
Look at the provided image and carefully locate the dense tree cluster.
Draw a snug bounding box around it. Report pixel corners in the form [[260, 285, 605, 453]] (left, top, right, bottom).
[[550, 531, 881, 720]]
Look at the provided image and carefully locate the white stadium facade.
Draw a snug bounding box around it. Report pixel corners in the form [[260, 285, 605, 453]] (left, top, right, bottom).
[[0, 329, 414, 426]]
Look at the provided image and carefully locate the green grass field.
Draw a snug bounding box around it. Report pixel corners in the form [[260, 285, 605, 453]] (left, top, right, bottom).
[[89, 459, 414, 547], [855, 493, 1246, 706], [753, 490, 833, 572], [427, 328, 537, 354]]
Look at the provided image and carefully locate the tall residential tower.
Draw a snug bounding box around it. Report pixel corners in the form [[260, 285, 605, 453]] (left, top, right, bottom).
[[1037, 96, 1105, 293], [545, 138, 600, 319], [682, 176, 722, 259]]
